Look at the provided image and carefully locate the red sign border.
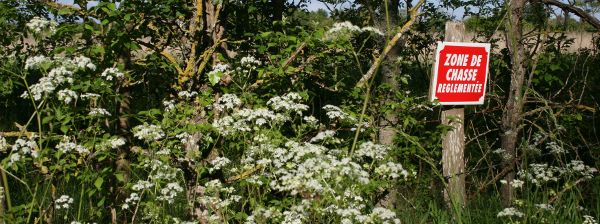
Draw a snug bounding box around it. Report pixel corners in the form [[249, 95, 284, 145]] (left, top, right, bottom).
[[429, 41, 491, 105]]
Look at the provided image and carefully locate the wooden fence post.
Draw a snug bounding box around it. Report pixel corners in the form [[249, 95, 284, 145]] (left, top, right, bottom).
[[442, 21, 467, 208]]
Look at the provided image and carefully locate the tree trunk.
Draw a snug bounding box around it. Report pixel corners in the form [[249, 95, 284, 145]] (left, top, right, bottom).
[[501, 0, 527, 206]]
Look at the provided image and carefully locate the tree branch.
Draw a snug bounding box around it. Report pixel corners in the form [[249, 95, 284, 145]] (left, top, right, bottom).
[[536, 0, 600, 31], [355, 0, 425, 88]]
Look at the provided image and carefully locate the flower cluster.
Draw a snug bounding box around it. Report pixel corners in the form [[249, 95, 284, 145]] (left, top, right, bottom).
[[25, 55, 51, 70], [121, 193, 140, 209], [197, 179, 243, 222], [500, 179, 525, 188], [55, 195, 74, 210], [375, 162, 409, 180], [322, 105, 356, 123], [72, 56, 96, 71], [240, 55, 261, 69], [57, 89, 78, 104], [584, 215, 598, 224], [56, 136, 90, 155], [518, 161, 597, 185], [22, 65, 74, 101], [354, 141, 389, 161], [88, 108, 111, 117], [208, 63, 230, 85], [267, 92, 309, 114], [324, 21, 384, 40], [100, 68, 124, 81], [497, 207, 524, 218], [9, 138, 39, 166], [26, 16, 58, 35], [310, 130, 338, 144], [213, 108, 286, 136], [566, 160, 597, 179], [209, 156, 231, 173], [214, 93, 242, 112], [132, 124, 165, 141], [177, 90, 198, 99], [157, 182, 184, 204]]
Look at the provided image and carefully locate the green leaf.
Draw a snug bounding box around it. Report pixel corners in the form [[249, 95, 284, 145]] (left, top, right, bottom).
[[94, 177, 104, 189], [208, 71, 222, 86], [60, 125, 69, 134], [115, 173, 125, 182]]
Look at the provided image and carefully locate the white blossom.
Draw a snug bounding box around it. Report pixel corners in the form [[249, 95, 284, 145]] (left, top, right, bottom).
[[157, 182, 184, 204], [80, 93, 100, 99], [375, 162, 409, 179], [163, 100, 176, 112], [584, 215, 598, 224], [177, 90, 198, 99], [355, 141, 389, 160], [132, 180, 154, 191], [72, 56, 96, 71], [56, 136, 89, 155], [132, 124, 165, 141], [214, 93, 242, 112], [267, 92, 308, 114], [310, 130, 338, 144], [26, 16, 58, 35], [497, 207, 524, 218], [57, 89, 78, 104], [25, 55, 51, 70], [89, 108, 111, 117], [55, 195, 74, 210], [209, 156, 231, 173], [100, 67, 124, 81]]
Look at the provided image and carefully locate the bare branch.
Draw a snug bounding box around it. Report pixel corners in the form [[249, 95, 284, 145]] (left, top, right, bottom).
[[536, 0, 600, 31]]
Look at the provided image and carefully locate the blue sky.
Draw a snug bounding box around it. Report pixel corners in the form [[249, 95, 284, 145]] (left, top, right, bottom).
[[57, 0, 465, 18]]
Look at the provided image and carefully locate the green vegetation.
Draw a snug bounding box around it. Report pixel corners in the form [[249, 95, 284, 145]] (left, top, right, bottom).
[[0, 0, 599, 223]]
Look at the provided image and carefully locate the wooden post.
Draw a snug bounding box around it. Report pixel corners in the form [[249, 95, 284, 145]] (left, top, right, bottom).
[[442, 21, 467, 208]]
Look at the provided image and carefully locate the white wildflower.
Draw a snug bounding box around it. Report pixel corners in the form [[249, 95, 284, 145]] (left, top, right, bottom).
[[210, 156, 231, 173], [57, 89, 78, 104], [497, 207, 524, 218], [361, 26, 384, 36], [214, 93, 242, 112], [566, 160, 597, 179], [80, 93, 100, 99], [100, 67, 124, 81], [89, 108, 111, 117], [55, 195, 74, 210], [546, 141, 564, 154], [584, 215, 598, 224], [132, 180, 154, 191], [267, 92, 309, 114], [26, 16, 58, 35], [163, 100, 176, 112], [355, 141, 389, 160], [108, 138, 126, 149], [177, 90, 198, 99], [157, 182, 184, 204], [535, 203, 554, 211], [500, 179, 525, 188], [375, 162, 409, 179], [132, 124, 165, 141], [72, 55, 96, 71], [322, 105, 355, 122], [25, 55, 51, 70], [303, 116, 318, 125], [240, 55, 261, 69], [310, 130, 338, 143]]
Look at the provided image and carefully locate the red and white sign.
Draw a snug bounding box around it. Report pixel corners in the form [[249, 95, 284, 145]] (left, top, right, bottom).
[[429, 42, 491, 105]]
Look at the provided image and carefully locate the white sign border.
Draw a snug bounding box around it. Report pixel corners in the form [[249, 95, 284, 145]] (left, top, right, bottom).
[[429, 41, 491, 105]]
